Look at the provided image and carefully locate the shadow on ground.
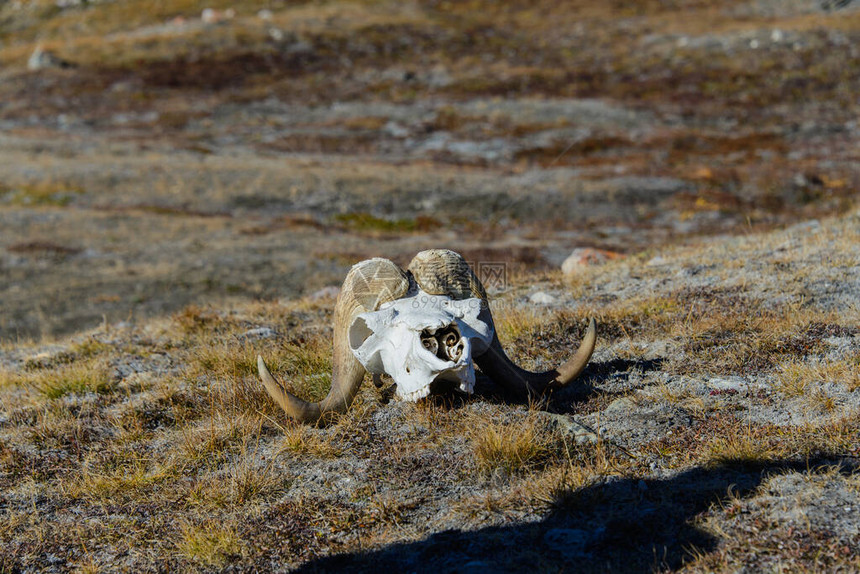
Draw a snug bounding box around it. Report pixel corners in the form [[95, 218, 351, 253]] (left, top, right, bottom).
[[554, 357, 666, 405], [414, 358, 663, 411], [294, 458, 856, 573], [582, 358, 665, 380]]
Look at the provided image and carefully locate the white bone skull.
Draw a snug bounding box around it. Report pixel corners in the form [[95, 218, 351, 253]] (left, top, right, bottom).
[[256, 249, 597, 425], [348, 291, 494, 401]]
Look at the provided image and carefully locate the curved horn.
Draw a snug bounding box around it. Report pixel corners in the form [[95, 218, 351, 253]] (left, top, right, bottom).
[[258, 258, 410, 425], [475, 318, 596, 399], [408, 249, 596, 399]]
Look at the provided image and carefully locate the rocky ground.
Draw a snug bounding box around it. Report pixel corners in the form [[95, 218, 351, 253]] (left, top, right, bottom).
[[1, 0, 858, 340], [0, 0, 859, 571]]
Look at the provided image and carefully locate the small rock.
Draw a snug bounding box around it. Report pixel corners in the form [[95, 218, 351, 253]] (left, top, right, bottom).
[[257, 9, 273, 20], [384, 121, 409, 138], [529, 291, 556, 305], [425, 65, 453, 88], [27, 45, 73, 71], [540, 412, 599, 444], [561, 247, 623, 275], [238, 327, 276, 341], [268, 28, 285, 42], [201, 8, 231, 23], [24, 345, 74, 369], [287, 40, 313, 55], [604, 396, 637, 414], [676, 264, 705, 277], [787, 219, 821, 234], [707, 376, 750, 395], [308, 286, 341, 301]]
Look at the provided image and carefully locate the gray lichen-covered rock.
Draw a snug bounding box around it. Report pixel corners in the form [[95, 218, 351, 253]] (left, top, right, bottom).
[[27, 45, 73, 70]]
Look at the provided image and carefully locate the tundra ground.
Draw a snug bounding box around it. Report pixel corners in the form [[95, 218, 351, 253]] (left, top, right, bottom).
[[1, 211, 859, 571], [1, 0, 858, 340], [0, 0, 859, 571]]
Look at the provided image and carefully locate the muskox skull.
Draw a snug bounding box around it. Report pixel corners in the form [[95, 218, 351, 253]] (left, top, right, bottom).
[[349, 291, 494, 401], [257, 249, 597, 424]]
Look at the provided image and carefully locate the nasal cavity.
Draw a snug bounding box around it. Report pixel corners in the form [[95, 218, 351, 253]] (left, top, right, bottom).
[[435, 324, 461, 361]]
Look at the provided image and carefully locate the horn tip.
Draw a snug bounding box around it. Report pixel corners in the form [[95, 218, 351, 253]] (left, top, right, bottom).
[[582, 317, 597, 358], [257, 355, 279, 386]]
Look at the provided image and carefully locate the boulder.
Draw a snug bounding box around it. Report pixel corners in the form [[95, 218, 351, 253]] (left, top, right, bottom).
[[561, 247, 623, 275], [27, 45, 73, 71]]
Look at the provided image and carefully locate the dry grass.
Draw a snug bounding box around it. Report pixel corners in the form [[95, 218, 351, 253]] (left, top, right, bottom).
[[470, 411, 555, 476], [490, 301, 550, 346], [66, 454, 172, 502], [705, 426, 782, 467], [277, 422, 341, 458], [775, 356, 860, 396], [178, 520, 243, 568], [0, 358, 114, 400], [176, 412, 259, 468], [185, 456, 281, 509]]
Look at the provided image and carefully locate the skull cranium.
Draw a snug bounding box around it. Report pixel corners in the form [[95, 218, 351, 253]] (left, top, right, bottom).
[[348, 292, 494, 401]]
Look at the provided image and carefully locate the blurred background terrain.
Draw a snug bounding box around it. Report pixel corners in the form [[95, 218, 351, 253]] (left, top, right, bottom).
[[1, 0, 858, 340]]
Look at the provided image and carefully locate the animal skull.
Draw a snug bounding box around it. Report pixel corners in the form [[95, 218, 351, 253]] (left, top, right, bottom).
[[348, 291, 494, 401], [257, 249, 597, 425]]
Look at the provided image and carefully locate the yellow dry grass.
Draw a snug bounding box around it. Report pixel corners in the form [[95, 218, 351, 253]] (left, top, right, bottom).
[[178, 520, 243, 568]]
